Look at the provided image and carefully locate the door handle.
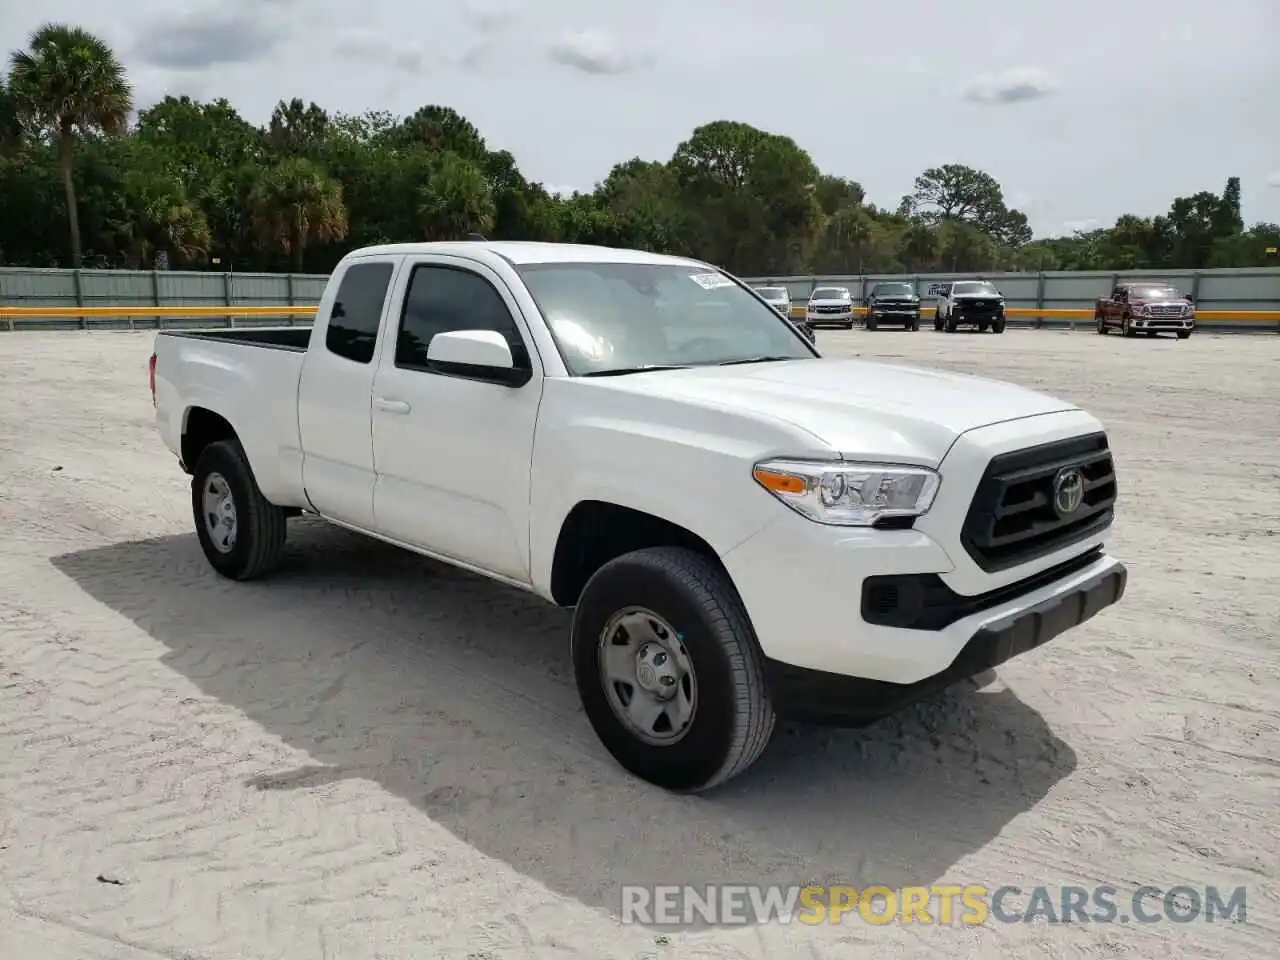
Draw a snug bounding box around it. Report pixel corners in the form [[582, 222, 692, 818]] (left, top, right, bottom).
[[374, 397, 411, 415]]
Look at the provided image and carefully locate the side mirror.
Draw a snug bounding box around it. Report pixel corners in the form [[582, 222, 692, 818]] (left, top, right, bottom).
[[426, 329, 528, 385]]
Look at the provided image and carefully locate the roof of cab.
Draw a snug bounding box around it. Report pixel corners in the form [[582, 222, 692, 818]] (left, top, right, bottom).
[[344, 240, 710, 268]]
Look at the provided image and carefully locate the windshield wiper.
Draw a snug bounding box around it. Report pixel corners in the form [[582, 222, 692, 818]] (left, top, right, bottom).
[[716, 355, 799, 366], [581, 364, 692, 377]]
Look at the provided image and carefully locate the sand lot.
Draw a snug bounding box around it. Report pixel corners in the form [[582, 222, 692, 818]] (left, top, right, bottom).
[[0, 327, 1276, 959]]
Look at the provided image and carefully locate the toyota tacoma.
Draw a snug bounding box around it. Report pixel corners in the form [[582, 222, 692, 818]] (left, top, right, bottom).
[[151, 241, 1127, 792]]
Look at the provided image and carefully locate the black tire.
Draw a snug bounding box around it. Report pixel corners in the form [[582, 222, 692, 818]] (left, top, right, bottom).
[[865, 317, 877, 331], [191, 439, 288, 581], [1096, 314, 1107, 334], [908, 320, 919, 332], [992, 319, 1006, 334], [1176, 330, 1191, 339], [571, 546, 776, 792], [946, 317, 958, 333], [933, 315, 943, 331], [1122, 316, 1135, 338]]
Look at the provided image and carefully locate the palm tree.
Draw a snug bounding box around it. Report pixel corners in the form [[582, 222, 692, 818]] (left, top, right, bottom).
[[0, 78, 23, 155], [248, 157, 348, 272], [8, 24, 131, 267]]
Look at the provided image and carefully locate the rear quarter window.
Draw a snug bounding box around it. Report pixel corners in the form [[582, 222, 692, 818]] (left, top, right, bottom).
[[324, 262, 395, 364]]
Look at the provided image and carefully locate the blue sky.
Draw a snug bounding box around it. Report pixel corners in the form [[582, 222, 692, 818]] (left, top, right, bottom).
[[4, 0, 1277, 237]]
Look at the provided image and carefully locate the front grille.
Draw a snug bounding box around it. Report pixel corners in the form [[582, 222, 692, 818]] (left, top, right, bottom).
[[813, 305, 849, 314], [1149, 304, 1184, 318], [875, 301, 918, 311], [955, 299, 1000, 314], [960, 432, 1117, 572]]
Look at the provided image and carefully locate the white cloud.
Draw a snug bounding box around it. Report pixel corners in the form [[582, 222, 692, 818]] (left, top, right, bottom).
[[333, 30, 424, 73], [963, 67, 1057, 105], [547, 30, 653, 75]]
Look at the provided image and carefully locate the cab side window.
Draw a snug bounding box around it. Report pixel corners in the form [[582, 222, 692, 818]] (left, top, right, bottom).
[[324, 262, 394, 364], [395, 264, 531, 374]]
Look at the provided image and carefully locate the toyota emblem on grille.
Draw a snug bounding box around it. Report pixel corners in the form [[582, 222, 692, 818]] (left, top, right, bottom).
[[1052, 467, 1084, 516]]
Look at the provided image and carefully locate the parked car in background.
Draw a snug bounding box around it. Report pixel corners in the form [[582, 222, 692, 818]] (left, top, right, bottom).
[[933, 280, 1007, 333], [753, 285, 793, 318], [149, 239, 1126, 792], [1094, 281, 1195, 338], [865, 282, 921, 331], [806, 286, 855, 329]]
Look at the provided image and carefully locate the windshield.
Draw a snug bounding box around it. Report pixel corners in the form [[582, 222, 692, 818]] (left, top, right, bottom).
[[515, 262, 816, 375], [953, 281, 999, 296], [872, 283, 914, 297], [755, 286, 789, 300], [1130, 285, 1182, 300], [811, 287, 849, 300]]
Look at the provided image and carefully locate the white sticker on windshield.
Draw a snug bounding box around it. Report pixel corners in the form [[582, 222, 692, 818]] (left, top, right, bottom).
[[689, 272, 734, 290]]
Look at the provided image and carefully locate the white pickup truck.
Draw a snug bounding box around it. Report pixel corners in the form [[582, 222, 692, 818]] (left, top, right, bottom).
[[151, 240, 1127, 792]]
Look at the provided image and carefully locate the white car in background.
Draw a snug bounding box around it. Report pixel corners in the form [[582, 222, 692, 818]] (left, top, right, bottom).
[[806, 286, 855, 329], [753, 285, 793, 318]]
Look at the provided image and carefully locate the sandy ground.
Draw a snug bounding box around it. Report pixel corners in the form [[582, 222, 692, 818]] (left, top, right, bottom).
[[0, 327, 1276, 960]]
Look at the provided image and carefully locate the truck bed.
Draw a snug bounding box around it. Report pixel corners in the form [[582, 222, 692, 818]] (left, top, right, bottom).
[[159, 327, 312, 351]]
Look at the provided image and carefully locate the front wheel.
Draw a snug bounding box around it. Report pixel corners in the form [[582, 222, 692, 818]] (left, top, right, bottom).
[[191, 439, 288, 581], [1176, 330, 1191, 339], [1096, 314, 1107, 334], [992, 319, 1006, 333], [1122, 316, 1135, 337], [571, 547, 776, 792]]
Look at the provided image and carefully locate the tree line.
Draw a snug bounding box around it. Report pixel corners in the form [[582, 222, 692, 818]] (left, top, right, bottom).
[[1, 24, 1276, 277]]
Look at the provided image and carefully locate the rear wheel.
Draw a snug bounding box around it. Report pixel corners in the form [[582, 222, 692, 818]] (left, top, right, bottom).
[[946, 317, 958, 333], [866, 317, 878, 331], [191, 439, 288, 581], [908, 320, 919, 332], [571, 546, 776, 792], [1096, 313, 1107, 334]]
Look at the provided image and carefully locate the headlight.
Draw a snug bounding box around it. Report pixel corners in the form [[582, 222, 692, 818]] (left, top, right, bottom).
[[751, 459, 940, 526]]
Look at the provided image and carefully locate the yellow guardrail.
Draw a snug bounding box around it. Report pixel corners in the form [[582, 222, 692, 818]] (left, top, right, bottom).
[[0, 304, 1277, 322]]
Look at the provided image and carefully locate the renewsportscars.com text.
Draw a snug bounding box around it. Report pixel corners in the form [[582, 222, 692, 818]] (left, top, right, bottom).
[[620, 883, 1248, 926]]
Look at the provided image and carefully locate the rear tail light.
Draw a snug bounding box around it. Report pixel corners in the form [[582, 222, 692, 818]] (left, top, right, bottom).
[[149, 352, 157, 406]]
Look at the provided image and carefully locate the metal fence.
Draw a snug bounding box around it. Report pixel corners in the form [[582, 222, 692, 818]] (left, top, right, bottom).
[[0, 267, 329, 331], [3, 264, 1279, 332]]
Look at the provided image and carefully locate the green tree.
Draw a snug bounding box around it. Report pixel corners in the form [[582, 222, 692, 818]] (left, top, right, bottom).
[[416, 150, 495, 240], [7, 23, 131, 266], [249, 157, 348, 271]]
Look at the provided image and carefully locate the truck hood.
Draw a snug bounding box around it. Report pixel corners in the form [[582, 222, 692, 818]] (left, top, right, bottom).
[[588, 358, 1078, 465]]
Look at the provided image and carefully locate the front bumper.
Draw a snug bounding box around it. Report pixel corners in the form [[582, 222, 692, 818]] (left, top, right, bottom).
[[763, 557, 1125, 724], [868, 308, 920, 323], [1131, 316, 1194, 331], [807, 311, 854, 324]]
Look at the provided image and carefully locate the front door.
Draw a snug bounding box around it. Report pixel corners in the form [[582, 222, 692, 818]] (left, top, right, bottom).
[[370, 256, 544, 582]]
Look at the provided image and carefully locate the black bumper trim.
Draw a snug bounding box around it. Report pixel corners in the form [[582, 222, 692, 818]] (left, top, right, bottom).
[[763, 560, 1127, 726]]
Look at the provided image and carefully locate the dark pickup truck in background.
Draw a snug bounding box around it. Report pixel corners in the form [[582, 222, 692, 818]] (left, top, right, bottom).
[[1095, 281, 1195, 339], [864, 282, 921, 331]]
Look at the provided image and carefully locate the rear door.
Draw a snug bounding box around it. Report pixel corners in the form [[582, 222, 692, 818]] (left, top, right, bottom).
[[297, 255, 401, 528]]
